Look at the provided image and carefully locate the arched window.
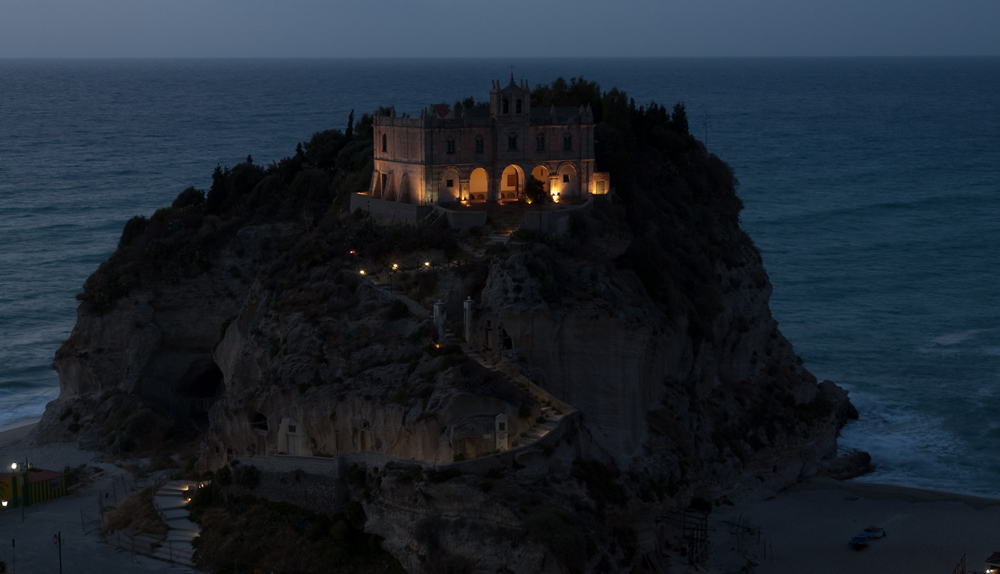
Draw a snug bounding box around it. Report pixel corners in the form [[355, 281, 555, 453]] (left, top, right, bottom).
[[508, 133, 518, 151], [516, 99, 522, 113], [381, 133, 387, 153], [563, 135, 572, 151], [536, 134, 545, 152], [502, 99, 509, 114], [475, 135, 484, 154], [446, 138, 455, 154]]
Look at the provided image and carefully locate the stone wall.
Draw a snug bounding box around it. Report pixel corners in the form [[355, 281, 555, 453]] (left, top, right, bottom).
[[522, 198, 594, 234], [434, 206, 487, 230], [349, 193, 433, 225]]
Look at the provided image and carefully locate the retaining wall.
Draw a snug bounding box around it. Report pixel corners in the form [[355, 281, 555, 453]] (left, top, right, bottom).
[[350, 193, 433, 225], [522, 198, 594, 234]]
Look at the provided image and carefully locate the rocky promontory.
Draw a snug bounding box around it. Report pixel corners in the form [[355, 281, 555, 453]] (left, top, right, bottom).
[[36, 82, 861, 573]]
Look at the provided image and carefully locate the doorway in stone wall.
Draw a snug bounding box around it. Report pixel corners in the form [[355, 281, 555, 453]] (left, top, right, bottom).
[[286, 424, 300, 455]]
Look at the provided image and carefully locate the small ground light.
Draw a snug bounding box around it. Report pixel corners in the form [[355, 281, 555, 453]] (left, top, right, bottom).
[[424, 262, 430, 267], [360, 270, 366, 275], [392, 264, 398, 270], [349, 250, 355, 254], [2, 499, 7, 507]]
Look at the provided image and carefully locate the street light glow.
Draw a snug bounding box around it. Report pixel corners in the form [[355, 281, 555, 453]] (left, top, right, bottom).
[[10, 462, 16, 470]]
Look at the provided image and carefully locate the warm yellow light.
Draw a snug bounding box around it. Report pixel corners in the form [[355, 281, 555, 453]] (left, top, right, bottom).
[[392, 264, 398, 270], [359, 270, 366, 275], [349, 250, 356, 254], [435, 344, 440, 348], [424, 262, 430, 267]]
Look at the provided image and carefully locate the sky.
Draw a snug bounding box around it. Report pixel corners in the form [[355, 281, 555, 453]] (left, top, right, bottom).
[[0, 0, 998, 58]]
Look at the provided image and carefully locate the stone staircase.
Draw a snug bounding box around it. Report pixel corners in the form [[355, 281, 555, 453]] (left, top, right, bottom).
[[447, 330, 569, 449], [518, 404, 566, 448], [145, 480, 202, 567]]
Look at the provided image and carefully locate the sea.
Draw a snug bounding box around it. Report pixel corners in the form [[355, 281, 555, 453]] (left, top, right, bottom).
[[1, 58, 998, 496]]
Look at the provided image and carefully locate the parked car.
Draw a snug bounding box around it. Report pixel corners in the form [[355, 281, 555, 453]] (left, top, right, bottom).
[[863, 526, 887, 539]]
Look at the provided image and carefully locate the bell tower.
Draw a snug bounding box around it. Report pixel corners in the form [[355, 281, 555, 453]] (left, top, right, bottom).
[[490, 76, 531, 119]]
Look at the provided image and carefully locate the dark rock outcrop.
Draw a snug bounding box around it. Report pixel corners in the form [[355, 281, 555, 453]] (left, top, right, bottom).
[[36, 106, 863, 573]]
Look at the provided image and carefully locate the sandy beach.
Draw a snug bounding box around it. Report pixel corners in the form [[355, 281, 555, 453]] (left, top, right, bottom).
[[0, 418, 97, 471], [0, 418, 41, 447], [705, 476, 1000, 574]]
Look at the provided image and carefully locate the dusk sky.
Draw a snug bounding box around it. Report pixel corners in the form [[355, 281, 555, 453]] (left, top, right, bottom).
[[1, 0, 999, 58]]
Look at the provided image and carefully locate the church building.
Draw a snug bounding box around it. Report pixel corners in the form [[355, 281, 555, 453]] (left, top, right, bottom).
[[369, 77, 609, 205]]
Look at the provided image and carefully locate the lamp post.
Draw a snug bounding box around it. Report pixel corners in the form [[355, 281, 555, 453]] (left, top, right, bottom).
[[53, 532, 62, 574], [10, 462, 24, 521]]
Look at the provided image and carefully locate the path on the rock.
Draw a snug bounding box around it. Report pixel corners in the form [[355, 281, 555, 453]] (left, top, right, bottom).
[[140, 480, 201, 568]]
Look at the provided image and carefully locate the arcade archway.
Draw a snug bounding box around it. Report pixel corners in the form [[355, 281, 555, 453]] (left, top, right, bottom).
[[556, 163, 578, 198], [500, 165, 524, 201], [530, 165, 550, 193], [470, 168, 488, 202]]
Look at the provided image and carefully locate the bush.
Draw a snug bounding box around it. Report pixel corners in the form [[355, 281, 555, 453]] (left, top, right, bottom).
[[525, 508, 587, 570], [384, 299, 410, 320], [524, 175, 548, 204], [102, 487, 168, 536], [172, 187, 206, 210], [235, 464, 261, 490]]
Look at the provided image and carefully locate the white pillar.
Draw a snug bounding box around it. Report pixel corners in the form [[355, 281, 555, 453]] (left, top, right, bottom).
[[463, 297, 474, 343]]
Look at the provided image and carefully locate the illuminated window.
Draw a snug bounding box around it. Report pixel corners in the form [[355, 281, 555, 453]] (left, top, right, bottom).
[[516, 99, 522, 113], [446, 179, 454, 188], [446, 138, 455, 154], [475, 136, 484, 154], [381, 133, 387, 152], [536, 134, 545, 152], [563, 135, 572, 151], [508, 133, 518, 151], [563, 174, 569, 183]]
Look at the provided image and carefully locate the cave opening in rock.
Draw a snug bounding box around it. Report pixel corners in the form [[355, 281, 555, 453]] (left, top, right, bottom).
[[179, 360, 225, 427], [501, 328, 514, 350], [250, 412, 268, 432], [186, 364, 223, 398]]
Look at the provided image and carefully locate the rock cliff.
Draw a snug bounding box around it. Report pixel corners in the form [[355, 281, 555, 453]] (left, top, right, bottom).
[[37, 93, 861, 573]]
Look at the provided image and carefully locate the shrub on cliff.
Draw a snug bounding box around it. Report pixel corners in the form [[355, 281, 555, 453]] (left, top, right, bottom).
[[192, 494, 405, 574]]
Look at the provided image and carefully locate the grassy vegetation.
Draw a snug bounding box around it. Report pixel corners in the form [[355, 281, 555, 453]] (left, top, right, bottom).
[[102, 486, 169, 537], [188, 479, 403, 574]]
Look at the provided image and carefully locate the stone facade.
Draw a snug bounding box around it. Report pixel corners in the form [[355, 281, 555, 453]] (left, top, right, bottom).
[[368, 77, 610, 205]]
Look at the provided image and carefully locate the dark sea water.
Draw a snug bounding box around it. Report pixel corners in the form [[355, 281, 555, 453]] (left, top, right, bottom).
[[2, 58, 998, 496]]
